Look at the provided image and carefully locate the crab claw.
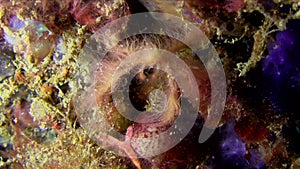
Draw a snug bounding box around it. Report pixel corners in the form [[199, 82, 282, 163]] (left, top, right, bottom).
[[124, 126, 142, 169], [97, 126, 141, 169]]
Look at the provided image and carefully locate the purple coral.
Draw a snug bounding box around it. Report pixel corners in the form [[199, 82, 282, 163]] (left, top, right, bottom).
[[220, 120, 247, 167], [263, 20, 300, 81], [212, 120, 265, 168], [262, 19, 300, 111], [261, 19, 300, 165]]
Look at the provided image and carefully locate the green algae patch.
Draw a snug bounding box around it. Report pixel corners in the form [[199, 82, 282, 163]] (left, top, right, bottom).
[[29, 98, 61, 127]]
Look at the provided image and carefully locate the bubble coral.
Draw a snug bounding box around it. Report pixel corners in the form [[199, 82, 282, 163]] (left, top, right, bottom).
[[3, 16, 54, 64]]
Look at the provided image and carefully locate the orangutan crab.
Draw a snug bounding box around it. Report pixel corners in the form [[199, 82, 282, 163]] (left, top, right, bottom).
[[95, 64, 181, 169], [74, 35, 211, 169]]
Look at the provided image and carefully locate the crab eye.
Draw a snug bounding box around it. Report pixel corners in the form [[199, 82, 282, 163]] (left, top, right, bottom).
[[143, 66, 155, 77]]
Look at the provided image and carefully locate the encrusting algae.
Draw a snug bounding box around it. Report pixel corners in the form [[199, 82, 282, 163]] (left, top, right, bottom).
[[0, 7, 126, 168]]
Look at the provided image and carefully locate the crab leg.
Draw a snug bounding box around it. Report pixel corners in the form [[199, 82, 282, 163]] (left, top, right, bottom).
[[97, 126, 141, 169]]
